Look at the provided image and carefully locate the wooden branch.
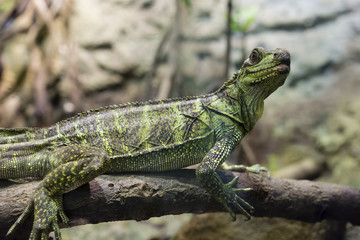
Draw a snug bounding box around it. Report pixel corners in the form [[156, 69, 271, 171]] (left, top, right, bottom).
[[1, 170, 360, 239]]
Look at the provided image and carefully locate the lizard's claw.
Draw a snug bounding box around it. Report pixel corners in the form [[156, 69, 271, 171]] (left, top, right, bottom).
[[6, 199, 34, 237], [30, 189, 66, 240], [7, 188, 67, 240], [220, 176, 254, 221]]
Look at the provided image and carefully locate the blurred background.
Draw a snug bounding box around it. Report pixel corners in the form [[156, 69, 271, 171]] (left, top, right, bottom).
[[0, 0, 360, 239]]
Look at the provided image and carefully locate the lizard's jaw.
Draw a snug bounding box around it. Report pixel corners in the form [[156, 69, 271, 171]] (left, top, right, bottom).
[[247, 63, 290, 85], [277, 63, 290, 74]]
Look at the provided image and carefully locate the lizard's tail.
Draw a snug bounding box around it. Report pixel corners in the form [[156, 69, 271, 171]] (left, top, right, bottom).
[[0, 127, 39, 144], [0, 128, 50, 179], [0, 155, 47, 179]]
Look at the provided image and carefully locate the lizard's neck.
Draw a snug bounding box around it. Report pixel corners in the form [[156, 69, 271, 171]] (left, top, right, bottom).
[[214, 80, 265, 132]]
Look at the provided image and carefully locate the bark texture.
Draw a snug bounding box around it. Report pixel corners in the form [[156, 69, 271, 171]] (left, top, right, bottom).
[[1, 170, 359, 239]]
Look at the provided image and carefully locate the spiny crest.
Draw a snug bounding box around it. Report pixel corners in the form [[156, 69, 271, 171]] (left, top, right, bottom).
[[214, 70, 242, 94], [0, 127, 39, 139], [55, 93, 216, 125]]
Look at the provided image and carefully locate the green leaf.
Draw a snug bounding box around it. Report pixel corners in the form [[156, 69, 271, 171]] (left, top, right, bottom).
[[268, 154, 280, 172], [181, 0, 191, 8], [231, 5, 258, 33]]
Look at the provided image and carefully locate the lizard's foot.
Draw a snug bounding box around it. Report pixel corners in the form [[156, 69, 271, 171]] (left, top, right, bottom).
[[31, 188, 68, 240], [220, 176, 254, 221], [222, 163, 270, 176], [7, 188, 68, 240]]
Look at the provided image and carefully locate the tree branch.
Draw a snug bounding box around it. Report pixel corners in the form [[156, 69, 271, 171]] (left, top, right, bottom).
[[1, 169, 360, 239]]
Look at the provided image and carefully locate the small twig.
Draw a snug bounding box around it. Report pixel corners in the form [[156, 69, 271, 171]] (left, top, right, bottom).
[[224, 0, 232, 80], [156, 0, 181, 99], [273, 158, 326, 179], [145, 28, 171, 99]]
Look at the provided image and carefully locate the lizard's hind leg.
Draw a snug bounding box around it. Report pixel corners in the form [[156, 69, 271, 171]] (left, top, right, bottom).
[[7, 145, 110, 240]]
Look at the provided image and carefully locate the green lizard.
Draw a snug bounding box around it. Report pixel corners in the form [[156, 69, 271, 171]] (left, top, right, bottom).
[[0, 47, 290, 240]]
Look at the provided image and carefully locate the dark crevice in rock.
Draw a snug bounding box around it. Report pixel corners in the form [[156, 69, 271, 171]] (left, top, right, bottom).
[[83, 43, 113, 51], [98, 63, 142, 79], [141, 0, 154, 9], [179, 35, 224, 43], [289, 60, 334, 87], [252, 8, 352, 33]]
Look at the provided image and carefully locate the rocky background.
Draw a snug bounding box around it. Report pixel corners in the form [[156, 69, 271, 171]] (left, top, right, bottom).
[[1, 0, 360, 239]]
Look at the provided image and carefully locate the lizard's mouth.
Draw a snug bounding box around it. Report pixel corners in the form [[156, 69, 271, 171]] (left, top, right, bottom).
[[276, 63, 290, 74], [246, 62, 290, 85], [246, 61, 290, 76], [276, 53, 291, 74]]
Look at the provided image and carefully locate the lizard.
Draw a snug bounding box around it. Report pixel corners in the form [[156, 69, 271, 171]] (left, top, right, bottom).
[[0, 47, 290, 240]]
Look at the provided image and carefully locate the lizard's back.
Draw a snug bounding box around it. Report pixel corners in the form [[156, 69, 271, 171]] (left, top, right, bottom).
[[0, 94, 218, 178]]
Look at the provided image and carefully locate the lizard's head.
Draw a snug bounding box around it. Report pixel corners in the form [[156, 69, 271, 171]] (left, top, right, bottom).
[[237, 47, 290, 99]]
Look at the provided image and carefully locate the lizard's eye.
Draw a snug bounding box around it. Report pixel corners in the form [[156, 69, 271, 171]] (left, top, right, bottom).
[[249, 48, 263, 65]]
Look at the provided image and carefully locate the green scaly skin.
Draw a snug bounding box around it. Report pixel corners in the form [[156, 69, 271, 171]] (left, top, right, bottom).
[[0, 47, 290, 240]]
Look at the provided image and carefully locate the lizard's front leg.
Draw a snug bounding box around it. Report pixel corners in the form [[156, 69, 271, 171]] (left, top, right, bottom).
[[196, 138, 254, 220], [7, 145, 110, 240]]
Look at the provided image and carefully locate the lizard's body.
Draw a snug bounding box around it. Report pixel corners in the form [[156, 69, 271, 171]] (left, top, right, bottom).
[[0, 47, 290, 239], [1, 93, 230, 174]]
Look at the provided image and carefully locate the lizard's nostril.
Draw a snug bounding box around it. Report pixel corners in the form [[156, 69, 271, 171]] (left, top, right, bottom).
[[274, 49, 291, 66]]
